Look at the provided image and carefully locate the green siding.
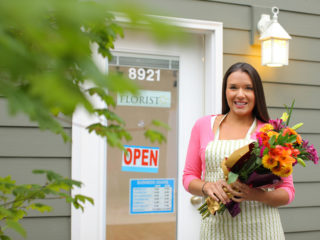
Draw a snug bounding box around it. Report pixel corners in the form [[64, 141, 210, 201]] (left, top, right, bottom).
[[207, 0, 320, 13], [0, 127, 71, 157], [280, 208, 320, 232], [0, 98, 71, 127], [0, 98, 71, 239], [5, 217, 70, 240]]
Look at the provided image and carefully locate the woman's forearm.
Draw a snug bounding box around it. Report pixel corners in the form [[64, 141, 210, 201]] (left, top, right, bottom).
[[256, 188, 289, 207], [188, 179, 206, 196]]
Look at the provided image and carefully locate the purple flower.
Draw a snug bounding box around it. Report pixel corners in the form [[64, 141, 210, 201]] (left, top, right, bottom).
[[269, 118, 285, 131], [302, 139, 309, 149], [307, 144, 319, 164], [301, 139, 319, 164]]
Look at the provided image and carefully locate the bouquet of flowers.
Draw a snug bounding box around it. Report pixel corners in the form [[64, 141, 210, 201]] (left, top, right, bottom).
[[199, 101, 319, 219]]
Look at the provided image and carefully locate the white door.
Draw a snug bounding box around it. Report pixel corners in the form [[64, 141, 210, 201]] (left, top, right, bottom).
[[71, 17, 223, 240]]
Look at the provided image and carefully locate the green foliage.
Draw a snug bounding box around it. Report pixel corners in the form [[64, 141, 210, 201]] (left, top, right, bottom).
[[151, 120, 171, 130], [0, 0, 180, 145], [283, 99, 295, 126], [0, 0, 183, 238], [0, 170, 93, 239]]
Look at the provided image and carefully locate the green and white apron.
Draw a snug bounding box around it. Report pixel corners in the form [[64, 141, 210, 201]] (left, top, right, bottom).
[[200, 115, 285, 240]]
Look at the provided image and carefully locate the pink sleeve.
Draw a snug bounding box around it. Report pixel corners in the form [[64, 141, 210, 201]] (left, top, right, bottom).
[[183, 119, 203, 192], [275, 175, 295, 204]]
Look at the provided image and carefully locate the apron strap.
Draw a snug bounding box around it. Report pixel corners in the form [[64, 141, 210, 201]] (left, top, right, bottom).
[[245, 118, 257, 140], [214, 114, 228, 141]]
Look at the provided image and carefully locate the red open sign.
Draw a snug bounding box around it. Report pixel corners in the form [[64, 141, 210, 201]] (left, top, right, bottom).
[[122, 145, 159, 173]]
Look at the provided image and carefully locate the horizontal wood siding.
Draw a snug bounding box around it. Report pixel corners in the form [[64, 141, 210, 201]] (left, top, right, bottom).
[[0, 98, 71, 239], [285, 231, 320, 240], [279, 207, 320, 232], [5, 217, 70, 240], [0, 127, 71, 157], [0, 98, 71, 127]]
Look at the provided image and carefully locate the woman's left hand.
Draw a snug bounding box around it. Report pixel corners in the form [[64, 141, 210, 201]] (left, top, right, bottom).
[[229, 181, 264, 202]]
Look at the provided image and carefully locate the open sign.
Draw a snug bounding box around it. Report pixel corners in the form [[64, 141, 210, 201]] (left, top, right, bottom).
[[122, 145, 160, 173]]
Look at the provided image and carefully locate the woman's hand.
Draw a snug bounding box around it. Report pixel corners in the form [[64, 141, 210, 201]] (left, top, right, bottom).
[[229, 181, 264, 202], [202, 180, 233, 204]]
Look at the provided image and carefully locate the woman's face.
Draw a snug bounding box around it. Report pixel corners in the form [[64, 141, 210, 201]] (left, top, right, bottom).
[[226, 70, 255, 118]]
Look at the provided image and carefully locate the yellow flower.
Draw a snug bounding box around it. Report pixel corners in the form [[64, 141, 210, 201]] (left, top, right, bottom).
[[271, 163, 293, 177], [260, 124, 274, 133], [280, 112, 289, 122], [262, 155, 278, 169], [279, 164, 293, 177], [267, 131, 279, 138]]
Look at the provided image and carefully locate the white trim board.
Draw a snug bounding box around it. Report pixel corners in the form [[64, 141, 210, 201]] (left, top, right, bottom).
[[71, 16, 223, 240]]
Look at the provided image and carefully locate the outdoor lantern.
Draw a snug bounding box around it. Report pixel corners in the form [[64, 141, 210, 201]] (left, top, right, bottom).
[[257, 7, 291, 67]]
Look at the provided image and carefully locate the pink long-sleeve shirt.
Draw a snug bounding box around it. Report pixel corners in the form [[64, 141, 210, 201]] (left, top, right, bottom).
[[183, 115, 295, 205]]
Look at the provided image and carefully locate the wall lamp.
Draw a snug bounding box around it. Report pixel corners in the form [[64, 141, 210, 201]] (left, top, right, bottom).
[[257, 7, 291, 67]]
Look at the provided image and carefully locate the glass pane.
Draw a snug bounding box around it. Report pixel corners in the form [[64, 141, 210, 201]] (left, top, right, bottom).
[[106, 53, 179, 240]]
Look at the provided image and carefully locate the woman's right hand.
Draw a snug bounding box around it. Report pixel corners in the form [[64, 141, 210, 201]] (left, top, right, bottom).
[[202, 180, 232, 205]]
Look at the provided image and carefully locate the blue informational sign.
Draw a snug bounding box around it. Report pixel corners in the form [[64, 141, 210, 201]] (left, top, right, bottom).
[[129, 179, 175, 214]]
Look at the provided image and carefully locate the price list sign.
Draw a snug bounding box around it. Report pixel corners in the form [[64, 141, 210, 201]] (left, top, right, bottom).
[[129, 179, 175, 214]]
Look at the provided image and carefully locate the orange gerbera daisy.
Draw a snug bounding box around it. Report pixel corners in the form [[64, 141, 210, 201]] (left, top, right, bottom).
[[262, 155, 278, 169], [282, 127, 302, 144], [269, 145, 291, 159], [285, 143, 300, 157], [275, 155, 296, 165]]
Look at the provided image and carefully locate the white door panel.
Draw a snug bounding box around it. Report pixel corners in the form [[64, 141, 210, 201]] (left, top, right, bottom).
[[71, 17, 222, 240]]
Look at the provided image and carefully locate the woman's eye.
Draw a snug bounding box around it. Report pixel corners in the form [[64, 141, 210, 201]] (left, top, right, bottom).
[[229, 86, 237, 89], [246, 87, 253, 90]]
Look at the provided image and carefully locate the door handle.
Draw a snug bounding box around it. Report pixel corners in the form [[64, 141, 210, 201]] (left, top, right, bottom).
[[190, 195, 202, 205]]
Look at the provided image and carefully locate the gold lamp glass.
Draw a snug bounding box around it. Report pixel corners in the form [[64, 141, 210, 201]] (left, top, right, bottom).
[[258, 7, 291, 67]]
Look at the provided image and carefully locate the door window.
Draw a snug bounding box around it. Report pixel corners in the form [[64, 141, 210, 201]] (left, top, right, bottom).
[[107, 53, 179, 240]]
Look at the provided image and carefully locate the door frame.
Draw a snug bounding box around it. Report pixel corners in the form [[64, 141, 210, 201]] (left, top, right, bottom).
[[71, 16, 223, 240]]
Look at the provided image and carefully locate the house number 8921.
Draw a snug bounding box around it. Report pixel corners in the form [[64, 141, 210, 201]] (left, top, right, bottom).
[[128, 68, 160, 81]]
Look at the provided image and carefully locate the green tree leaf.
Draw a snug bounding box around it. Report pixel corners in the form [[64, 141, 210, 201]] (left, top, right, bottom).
[[144, 129, 166, 144], [0, 235, 11, 240], [6, 220, 26, 238], [151, 120, 171, 130], [27, 203, 52, 213]]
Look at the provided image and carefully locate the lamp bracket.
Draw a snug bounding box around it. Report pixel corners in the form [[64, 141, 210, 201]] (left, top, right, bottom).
[[257, 14, 270, 33], [271, 7, 279, 20]]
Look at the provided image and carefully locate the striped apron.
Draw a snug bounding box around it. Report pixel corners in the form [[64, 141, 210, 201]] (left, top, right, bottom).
[[200, 116, 285, 240]]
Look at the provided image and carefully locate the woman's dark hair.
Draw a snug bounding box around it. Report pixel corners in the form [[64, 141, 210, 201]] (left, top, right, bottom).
[[221, 62, 270, 123]]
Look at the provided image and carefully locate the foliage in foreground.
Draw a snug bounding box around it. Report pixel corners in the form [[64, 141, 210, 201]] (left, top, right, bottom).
[[0, 0, 182, 147], [0, 0, 184, 238], [0, 170, 93, 239]]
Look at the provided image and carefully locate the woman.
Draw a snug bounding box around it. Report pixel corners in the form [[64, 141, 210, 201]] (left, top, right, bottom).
[[183, 62, 295, 239]]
